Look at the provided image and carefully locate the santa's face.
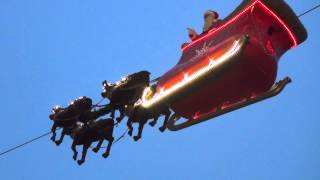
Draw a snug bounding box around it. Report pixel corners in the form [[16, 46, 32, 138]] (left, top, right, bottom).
[[203, 15, 216, 32]]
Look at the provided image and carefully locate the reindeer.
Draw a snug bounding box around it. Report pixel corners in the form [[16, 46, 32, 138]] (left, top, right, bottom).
[[126, 104, 171, 141], [70, 118, 115, 165], [49, 97, 111, 145], [101, 70, 150, 122]]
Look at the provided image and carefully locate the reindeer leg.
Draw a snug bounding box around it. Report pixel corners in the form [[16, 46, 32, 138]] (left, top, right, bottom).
[[127, 119, 133, 136], [50, 123, 57, 142], [159, 110, 171, 132], [55, 128, 66, 146], [134, 121, 145, 141], [102, 137, 114, 158], [77, 143, 90, 165], [93, 138, 104, 153], [110, 107, 115, 120], [116, 106, 125, 123], [71, 142, 78, 161]]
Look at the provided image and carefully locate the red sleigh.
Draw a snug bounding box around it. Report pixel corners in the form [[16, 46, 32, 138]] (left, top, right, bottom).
[[139, 0, 307, 131]]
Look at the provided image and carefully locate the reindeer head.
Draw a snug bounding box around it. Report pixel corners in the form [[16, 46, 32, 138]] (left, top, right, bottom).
[[49, 105, 63, 120], [101, 80, 115, 99], [73, 96, 93, 111]]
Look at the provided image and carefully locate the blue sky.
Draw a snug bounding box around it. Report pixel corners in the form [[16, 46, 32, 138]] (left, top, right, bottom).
[[0, 0, 319, 179]]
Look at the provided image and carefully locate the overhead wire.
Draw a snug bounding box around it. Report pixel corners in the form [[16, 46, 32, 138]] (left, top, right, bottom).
[[0, 130, 54, 157], [298, 3, 320, 17]]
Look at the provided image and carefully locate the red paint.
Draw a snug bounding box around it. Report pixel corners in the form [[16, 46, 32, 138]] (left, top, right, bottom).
[[181, 0, 298, 52], [159, 39, 235, 92], [154, 0, 303, 119]]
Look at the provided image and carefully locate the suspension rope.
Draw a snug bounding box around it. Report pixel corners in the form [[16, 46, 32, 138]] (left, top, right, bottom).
[[113, 128, 129, 145], [92, 98, 106, 108], [0, 130, 53, 157], [0, 125, 129, 157], [298, 3, 320, 17], [150, 77, 160, 84]]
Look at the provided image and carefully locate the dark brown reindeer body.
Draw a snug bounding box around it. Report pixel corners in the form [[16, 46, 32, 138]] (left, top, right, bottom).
[[71, 118, 115, 165], [126, 104, 171, 141], [101, 71, 150, 122], [51, 96, 92, 121], [49, 97, 111, 145]]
